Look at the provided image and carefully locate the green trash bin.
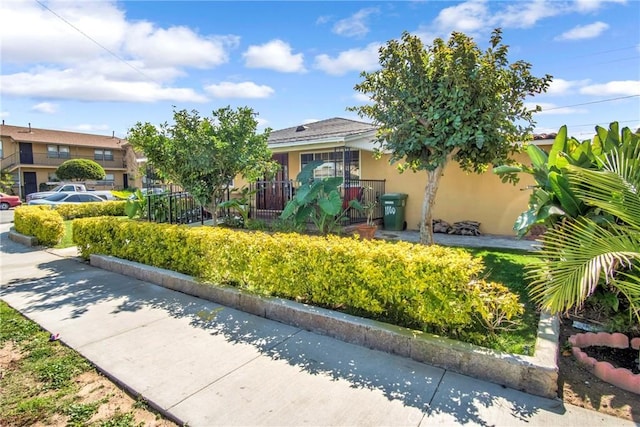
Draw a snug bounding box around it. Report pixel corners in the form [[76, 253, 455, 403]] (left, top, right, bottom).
[[380, 193, 408, 231]]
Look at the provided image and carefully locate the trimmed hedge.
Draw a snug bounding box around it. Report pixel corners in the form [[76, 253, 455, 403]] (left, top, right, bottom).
[[73, 217, 524, 339], [14, 206, 65, 246], [55, 201, 126, 220]]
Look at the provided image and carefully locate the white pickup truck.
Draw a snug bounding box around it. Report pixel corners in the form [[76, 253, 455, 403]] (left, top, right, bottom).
[[26, 183, 117, 202]]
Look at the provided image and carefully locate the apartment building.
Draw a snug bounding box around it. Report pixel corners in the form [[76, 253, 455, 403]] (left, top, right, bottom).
[[0, 122, 132, 198]]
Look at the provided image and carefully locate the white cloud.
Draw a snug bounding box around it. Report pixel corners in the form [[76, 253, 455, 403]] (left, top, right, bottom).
[[32, 102, 58, 114], [580, 80, 640, 96], [333, 7, 379, 37], [243, 40, 305, 73], [204, 82, 274, 98], [71, 124, 110, 132], [0, 0, 237, 103], [545, 78, 591, 95], [494, 0, 563, 29], [0, 68, 208, 102], [574, 0, 626, 12], [525, 102, 587, 115], [125, 23, 239, 68], [432, 0, 489, 34], [0, 111, 9, 118], [353, 93, 371, 103], [556, 21, 609, 40], [314, 42, 381, 76]]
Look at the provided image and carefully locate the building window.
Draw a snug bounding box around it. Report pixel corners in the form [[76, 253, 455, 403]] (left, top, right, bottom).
[[47, 145, 70, 158], [94, 149, 114, 161], [300, 149, 360, 180]]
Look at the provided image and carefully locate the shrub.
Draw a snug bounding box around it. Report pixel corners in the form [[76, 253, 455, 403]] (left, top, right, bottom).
[[55, 201, 125, 220], [56, 159, 105, 181], [73, 218, 524, 341], [14, 206, 65, 246]]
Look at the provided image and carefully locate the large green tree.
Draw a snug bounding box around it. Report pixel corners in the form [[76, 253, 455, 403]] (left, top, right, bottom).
[[350, 29, 552, 244], [56, 159, 105, 181], [127, 107, 276, 225]]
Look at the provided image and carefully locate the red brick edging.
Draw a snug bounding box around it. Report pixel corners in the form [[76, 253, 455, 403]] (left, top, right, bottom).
[[569, 332, 640, 394]]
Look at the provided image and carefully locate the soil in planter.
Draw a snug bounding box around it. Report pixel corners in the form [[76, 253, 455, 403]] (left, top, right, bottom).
[[558, 317, 640, 422], [580, 345, 640, 374]]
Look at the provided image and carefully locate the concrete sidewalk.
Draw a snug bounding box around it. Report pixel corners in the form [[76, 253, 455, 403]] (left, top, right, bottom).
[[0, 227, 635, 426]]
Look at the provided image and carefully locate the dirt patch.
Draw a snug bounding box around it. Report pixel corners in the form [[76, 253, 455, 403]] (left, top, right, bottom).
[[558, 316, 639, 422]]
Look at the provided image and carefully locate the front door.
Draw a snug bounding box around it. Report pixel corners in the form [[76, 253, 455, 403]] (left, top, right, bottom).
[[19, 143, 33, 164], [23, 172, 37, 197], [256, 153, 289, 210]]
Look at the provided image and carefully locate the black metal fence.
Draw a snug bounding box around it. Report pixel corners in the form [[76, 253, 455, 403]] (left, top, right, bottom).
[[145, 191, 212, 225], [144, 179, 385, 226]]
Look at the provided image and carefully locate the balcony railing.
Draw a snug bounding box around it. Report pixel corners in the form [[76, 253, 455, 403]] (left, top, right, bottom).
[[0, 152, 126, 170]]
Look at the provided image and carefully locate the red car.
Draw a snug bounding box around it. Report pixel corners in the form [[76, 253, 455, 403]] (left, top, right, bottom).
[[0, 192, 22, 210]]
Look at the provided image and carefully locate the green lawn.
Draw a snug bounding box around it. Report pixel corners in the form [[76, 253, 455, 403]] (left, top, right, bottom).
[[465, 247, 541, 355]]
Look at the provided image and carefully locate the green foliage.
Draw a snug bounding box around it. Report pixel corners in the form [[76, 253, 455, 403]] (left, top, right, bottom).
[[218, 186, 256, 228], [0, 168, 15, 193], [55, 201, 125, 220], [281, 160, 360, 234], [127, 107, 278, 224], [14, 206, 65, 246], [350, 28, 552, 244], [73, 218, 526, 347], [124, 189, 146, 219], [55, 158, 106, 181], [494, 123, 632, 237], [528, 124, 640, 324]]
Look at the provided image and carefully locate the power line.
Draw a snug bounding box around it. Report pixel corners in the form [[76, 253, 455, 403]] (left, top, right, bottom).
[[33, 0, 162, 86], [542, 95, 640, 112]]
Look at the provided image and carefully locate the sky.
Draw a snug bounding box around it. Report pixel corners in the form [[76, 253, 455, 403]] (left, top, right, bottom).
[[1, 0, 639, 141]]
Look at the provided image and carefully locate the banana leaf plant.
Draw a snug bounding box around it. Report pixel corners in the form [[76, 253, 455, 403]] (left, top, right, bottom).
[[494, 124, 623, 237], [528, 124, 640, 326], [281, 160, 360, 235]]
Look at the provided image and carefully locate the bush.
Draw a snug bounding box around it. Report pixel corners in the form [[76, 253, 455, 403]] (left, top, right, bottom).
[[56, 159, 105, 181], [55, 201, 125, 220], [73, 218, 524, 341], [14, 206, 65, 246]]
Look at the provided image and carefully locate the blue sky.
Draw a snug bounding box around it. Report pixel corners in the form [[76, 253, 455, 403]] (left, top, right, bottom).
[[1, 0, 638, 140]]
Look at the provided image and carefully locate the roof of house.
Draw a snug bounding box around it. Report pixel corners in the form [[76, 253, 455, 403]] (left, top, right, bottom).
[[268, 118, 377, 145], [0, 123, 126, 149]]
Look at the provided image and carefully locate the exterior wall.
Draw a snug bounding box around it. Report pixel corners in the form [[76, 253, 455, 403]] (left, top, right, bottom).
[[362, 150, 537, 236]]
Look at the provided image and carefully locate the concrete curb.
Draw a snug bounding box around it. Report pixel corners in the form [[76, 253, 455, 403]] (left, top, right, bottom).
[[91, 254, 559, 398], [8, 227, 38, 246]]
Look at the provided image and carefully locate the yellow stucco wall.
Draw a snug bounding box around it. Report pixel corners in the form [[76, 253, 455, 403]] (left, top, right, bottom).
[[360, 150, 537, 236], [237, 147, 540, 236]]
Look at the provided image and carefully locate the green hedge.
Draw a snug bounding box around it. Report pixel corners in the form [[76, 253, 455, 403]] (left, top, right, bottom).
[[14, 206, 65, 246], [55, 201, 126, 220], [73, 217, 524, 339]]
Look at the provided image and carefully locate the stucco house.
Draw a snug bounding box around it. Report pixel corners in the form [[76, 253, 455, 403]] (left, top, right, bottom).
[[0, 122, 132, 198], [242, 117, 549, 236]]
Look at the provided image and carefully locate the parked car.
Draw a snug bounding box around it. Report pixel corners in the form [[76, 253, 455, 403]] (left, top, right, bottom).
[[27, 192, 104, 205], [0, 192, 22, 210]]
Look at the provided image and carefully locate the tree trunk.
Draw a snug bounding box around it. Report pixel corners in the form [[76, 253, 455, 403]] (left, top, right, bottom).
[[419, 166, 444, 245]]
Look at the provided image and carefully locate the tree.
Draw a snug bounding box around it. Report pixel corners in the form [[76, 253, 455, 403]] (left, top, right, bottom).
[[56, 159, 105, 181], [0, 169, 15, 194], [350, 29, 552, 244], [127, 107, 277, 225]]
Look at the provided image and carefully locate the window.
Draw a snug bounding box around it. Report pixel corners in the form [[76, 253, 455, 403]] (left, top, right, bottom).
[[96, 174, 115, 186], [94, 149, 114, 161], [47, 145, 70, 158], [300, 149, 360, 180]]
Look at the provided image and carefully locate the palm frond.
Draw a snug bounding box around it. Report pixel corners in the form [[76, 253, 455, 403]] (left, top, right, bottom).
[[567, 166, 640, 230], [529, 218, 640, 314]]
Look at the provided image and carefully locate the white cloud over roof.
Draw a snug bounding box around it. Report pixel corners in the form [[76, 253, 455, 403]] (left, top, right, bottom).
[[242, 40, 306, 73], [204, 82, 275, 98], [314, 42, 381, 76]]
